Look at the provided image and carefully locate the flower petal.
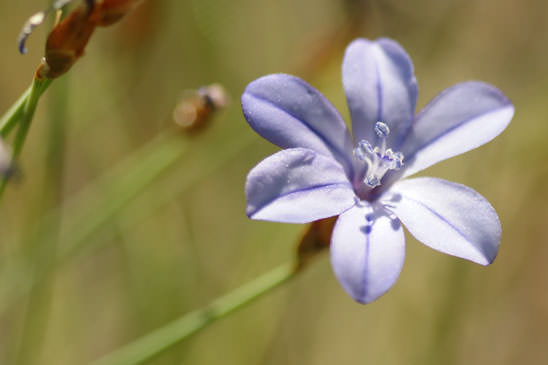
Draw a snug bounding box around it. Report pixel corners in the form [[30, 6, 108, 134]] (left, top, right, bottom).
[[342, 38, 417, 147], [385, 177, 501, 265], [246, 148, 355, 223], [330, 203, 405, 304], [242, 74, 354, 173], [400, 81, 514, 178]]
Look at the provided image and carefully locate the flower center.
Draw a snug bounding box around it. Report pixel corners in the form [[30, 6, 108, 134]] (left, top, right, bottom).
[[353, 122, 404, 188]]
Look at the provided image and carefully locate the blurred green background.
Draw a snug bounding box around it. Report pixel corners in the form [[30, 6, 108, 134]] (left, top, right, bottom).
[[1, 0, 547, 364]]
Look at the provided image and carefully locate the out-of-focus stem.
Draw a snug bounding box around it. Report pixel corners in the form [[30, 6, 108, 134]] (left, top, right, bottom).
[[41, 131, 186, 264], [0, 127, 255, 318], [0, 132, 187, 317], [92, 262, 296, 365], [15, 74, 68, 365], [423, 261, 467, 365], [92, 215, 335, 365]]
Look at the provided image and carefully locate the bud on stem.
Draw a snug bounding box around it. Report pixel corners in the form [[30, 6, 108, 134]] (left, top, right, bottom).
[[21, 0, 145, 79], [295, 217, 337, 272], [38, 6, 96, 79]]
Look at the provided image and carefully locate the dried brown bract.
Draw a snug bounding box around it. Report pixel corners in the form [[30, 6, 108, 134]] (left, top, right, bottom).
[[38, 6, 96, 79], [173, 84, 229, 133], [20, 0, 144, 79], [94, 0, 144, 27]]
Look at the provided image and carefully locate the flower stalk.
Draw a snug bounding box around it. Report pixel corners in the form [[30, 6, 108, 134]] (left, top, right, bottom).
[[14, 74, 69, 365], [0, 76, 52, 197], [92, 262, 296, 365], [92, 215, 335, 364], [0, 78, 52, 138], [0, 120, 252, 318]]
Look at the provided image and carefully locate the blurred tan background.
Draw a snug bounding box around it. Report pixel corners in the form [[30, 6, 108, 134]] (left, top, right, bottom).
[[0, 0, 547, 364]]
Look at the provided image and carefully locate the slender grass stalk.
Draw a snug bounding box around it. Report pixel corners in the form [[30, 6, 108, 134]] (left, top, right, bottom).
[[0, 78, 52, 138], [15, 75, 68, 365], [92, 262, 297, 365], [11, 78, 52, 158], [0, 77, 52, 198], [0, 128, 255, 317], [0, 86, 31, 138], [59, 133, 185, 255], [22, 132, 187, 291], [422, 261, 467, 365], [0, 132, 186, 316]]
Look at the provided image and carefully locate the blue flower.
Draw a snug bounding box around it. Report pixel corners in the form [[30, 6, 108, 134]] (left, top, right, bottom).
[[242, 38, 514, 304]]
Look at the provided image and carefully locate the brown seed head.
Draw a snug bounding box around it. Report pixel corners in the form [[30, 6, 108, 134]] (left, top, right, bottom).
[[25, 0, 144, 79], [173, 84, 229, 133], [39, 6, 96, 79], [94, 0, 144, 26]]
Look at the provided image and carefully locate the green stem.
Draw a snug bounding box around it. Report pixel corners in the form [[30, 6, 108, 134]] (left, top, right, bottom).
[[15, 75, 68, 365], [0, 133, 187, 312], [0, 129, 255, 318], [92, 262, 296, 365], [12, 78, 52, 157], [39, 132, 186, 267], [0, 78, 52, 138], [423, 261, 467, 365], [0, 77, 52, 197], [0, 86, 30, 138]]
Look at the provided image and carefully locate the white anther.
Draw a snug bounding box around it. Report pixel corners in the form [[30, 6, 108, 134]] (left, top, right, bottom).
[[374, 122, 390, 138]]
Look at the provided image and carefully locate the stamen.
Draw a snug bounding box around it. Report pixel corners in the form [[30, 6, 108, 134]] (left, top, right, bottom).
[[374, 122, 390, 138], [354, 140, 373, 161], [365, 175, 379, 187], [353, 121, 404, 188]]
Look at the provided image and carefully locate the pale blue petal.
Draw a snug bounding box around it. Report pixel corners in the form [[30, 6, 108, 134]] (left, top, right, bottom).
[[330, 203, 405, 304], [246, 148, 355, 223], [400, 82, 514, 178], [385, 177, 501, 265], [342, 38, 417, 147], [242, 74, 354, 174]]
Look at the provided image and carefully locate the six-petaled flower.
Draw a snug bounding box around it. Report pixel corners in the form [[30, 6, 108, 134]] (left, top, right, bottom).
[[242, 38, 514, 303]]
